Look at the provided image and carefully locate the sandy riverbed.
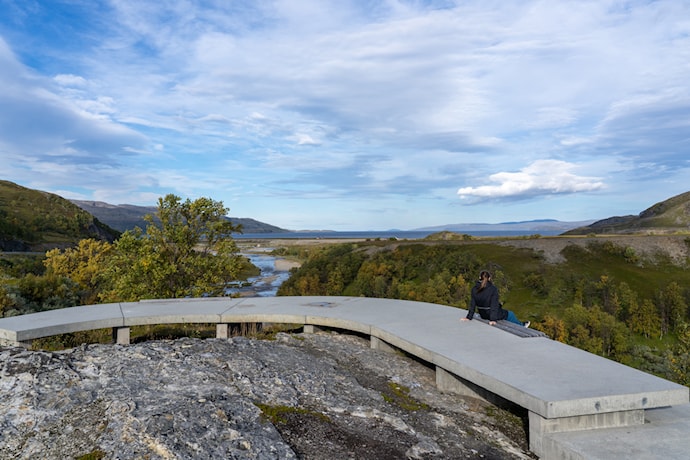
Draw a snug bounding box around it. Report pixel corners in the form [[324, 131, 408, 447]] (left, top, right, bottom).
[[274, 258, 301, 270]]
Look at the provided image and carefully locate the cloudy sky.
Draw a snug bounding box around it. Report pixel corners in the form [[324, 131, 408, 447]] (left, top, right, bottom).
[[1, 1, 689, 231]]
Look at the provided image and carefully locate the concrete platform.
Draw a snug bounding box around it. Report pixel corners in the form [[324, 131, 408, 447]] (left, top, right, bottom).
[[0, 295, 688, 459], [542, 404, 690, 459]]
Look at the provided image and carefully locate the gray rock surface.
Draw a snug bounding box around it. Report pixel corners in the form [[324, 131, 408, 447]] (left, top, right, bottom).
[[0, 332, 533, 459]]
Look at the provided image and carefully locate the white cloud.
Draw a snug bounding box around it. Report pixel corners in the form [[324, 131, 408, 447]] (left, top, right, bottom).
[[1, 1, 689, 229], [292, 133, 320, 146], [457, 160, 605, 200], [54, 74, 87, 87]]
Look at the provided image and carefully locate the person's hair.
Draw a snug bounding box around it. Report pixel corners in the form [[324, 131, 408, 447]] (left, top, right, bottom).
[[478, 270, 491, 292]]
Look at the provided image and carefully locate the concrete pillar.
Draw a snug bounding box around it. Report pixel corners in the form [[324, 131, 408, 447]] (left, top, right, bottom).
[[216, 323, 229, 339], [303, 324, 324, 334], [0, 338, 32, 348], [528, 409, 645, 458], [435, 367, 515, 410], [370, 336, 397, 354], [436, 367, 486, 399], [113, 327, 130, 345]]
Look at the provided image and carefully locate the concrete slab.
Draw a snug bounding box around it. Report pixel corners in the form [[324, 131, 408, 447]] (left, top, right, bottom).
[[121, 297, 244, 326], [542, 404, 690, 459], [0, 303, 124, 343]]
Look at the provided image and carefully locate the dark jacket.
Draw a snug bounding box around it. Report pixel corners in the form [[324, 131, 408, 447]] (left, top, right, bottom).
[[466, 280, 508, 321]]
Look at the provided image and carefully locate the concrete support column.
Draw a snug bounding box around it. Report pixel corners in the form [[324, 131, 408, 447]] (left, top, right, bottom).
[[1, 337, 33, 349], [216, 323, 229, 339], [370, 336, 397, 353], [436, 367, 485, 399], [303, 324, 324, 334], [528, 409, 645, 458], [113, 327, 130, 345], [435, 367, 515, 410]]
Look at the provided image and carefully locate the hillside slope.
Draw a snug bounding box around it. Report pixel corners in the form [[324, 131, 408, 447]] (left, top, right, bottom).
[[563, 191, 690, 235], [71, 200, 290, 234], [0, 180, 119, 252]]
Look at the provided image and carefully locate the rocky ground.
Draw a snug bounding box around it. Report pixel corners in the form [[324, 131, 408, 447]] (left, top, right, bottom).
[[0, 331, 534, 460]]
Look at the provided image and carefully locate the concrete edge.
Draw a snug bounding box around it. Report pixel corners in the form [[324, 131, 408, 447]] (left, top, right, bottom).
[[305, 315, 372, 335]]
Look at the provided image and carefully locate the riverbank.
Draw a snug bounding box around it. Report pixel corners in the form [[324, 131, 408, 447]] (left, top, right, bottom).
[[274, 258, 301, 271]]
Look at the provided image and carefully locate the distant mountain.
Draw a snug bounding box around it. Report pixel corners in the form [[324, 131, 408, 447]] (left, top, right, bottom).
[[414, 219, 595, 234], [0, 180, 119, 252], [563, 191, 690, 235], [71, 200, 291, 234]]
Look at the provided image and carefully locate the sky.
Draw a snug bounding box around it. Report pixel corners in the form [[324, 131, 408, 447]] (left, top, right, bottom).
[[1, 0, 689, 231]]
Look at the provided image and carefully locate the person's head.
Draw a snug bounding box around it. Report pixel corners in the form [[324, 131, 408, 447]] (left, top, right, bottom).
[[478, 270, 491, 291]]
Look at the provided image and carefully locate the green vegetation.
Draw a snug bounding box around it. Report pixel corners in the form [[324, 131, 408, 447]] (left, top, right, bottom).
[[382, 381, 429, 411], [75, 450, 106, 460], [278, 238, 690, 385], [0, 180, 119, 250], [255, 403, 331, 425], [49, 194, 244, 302], [1, 194, 250, 317]]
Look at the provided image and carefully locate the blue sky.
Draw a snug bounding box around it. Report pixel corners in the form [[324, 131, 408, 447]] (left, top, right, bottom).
[[1, 0, 689, 231]]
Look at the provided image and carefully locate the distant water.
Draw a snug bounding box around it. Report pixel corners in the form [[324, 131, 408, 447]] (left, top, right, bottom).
[[226, 253, 292, 297], [234, 229, 563, 239]]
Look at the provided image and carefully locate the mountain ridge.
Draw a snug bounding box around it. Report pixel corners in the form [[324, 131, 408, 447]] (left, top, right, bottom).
[[70, 200, 290, 234], [414, 219, 596, 233], [563, 190, 690, 235]]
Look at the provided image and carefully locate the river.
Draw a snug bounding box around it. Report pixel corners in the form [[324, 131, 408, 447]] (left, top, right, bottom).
[[226, 253, 298, 297]]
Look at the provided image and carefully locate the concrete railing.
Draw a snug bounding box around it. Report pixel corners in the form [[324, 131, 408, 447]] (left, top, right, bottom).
[[0, 295, 688, 459]]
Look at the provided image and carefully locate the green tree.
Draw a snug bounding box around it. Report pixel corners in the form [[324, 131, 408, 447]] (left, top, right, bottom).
[[15, 273, 80, 312], [668, 322, 690, 386], [628, 299, 662, 339], [44, 239, 113, 305], [0, 284, 13, 316], [100, 194, 243, 302], [588, 274, 619, 315], [538, 314, 567, 342], [563, 305, 630, 358], [614, 281, 637, 322], [661, 282, 687, 333]]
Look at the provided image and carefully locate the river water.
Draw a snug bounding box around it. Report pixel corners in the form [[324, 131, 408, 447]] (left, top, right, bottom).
[[226, 253, 294, 297]]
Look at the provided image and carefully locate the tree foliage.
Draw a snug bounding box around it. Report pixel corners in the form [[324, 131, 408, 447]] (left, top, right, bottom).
[[279, 243, 480, 307], [44, 239, 113, 304], [100, 195, 243, 301], [1, 194, 246, 312]]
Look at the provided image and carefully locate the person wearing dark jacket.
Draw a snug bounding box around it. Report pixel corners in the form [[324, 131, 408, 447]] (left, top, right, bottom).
[[461, 270, 529, 327]]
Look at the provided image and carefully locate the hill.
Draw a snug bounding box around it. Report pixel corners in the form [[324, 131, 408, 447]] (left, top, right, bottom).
[[71, 200, 290, 233], [415, 218, 595, 234], [0, 180, 119, 252], [563, 191, 690, 235]]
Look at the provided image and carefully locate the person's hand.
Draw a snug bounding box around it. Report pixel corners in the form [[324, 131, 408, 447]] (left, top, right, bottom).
[[489, 321, 496, 326], [460, 317, 469, 321]]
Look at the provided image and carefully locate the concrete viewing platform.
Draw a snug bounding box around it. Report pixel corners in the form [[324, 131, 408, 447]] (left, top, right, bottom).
[[0, 295, 688, 459]]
